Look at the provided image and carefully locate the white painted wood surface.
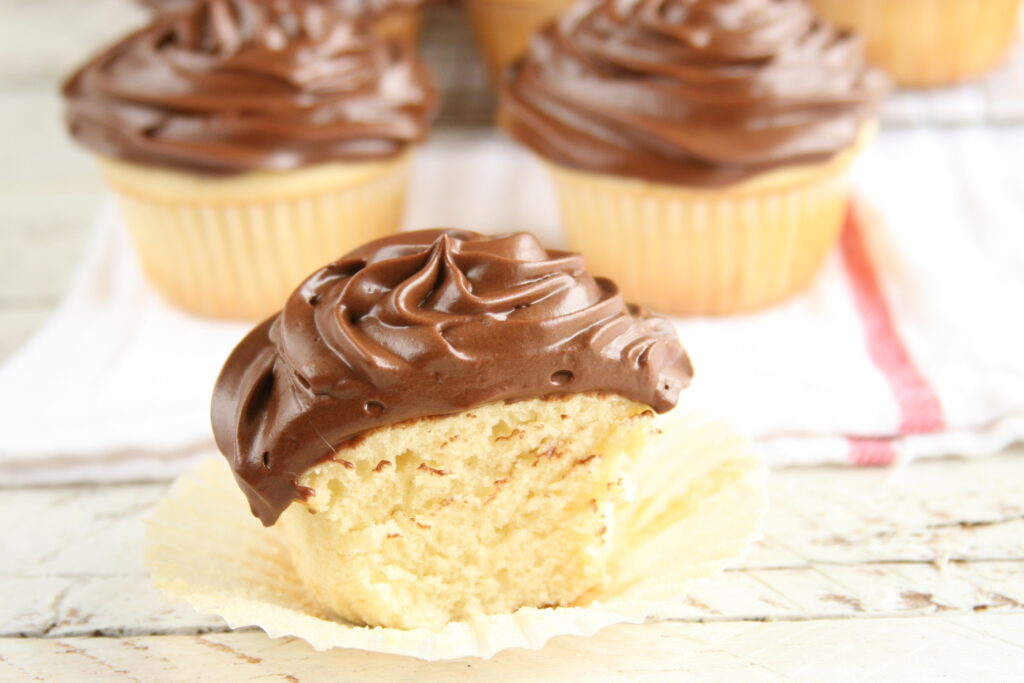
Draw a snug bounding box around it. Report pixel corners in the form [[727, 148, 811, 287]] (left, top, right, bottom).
[[2, 0, 1024, 678], [2, 615, 1023, 682], [1, 454, 1022, 678]]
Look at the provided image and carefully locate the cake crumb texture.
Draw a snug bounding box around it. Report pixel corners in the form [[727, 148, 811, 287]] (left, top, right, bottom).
[[278, 393, 654, 630]]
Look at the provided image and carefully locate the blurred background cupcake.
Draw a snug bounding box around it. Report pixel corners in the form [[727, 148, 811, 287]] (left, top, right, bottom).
[[806, 0, 1024, 88], [63, 0, 438, 319], [140, 0, 430, 47], [465, 0, 575, 84], [501, 0, 886, 316]]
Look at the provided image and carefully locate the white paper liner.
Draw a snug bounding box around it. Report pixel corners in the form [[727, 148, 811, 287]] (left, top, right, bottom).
[[145, 408, 766, 660]]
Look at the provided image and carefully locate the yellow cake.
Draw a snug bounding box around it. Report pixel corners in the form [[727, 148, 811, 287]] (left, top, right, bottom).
[[281, 394, 653, 629]]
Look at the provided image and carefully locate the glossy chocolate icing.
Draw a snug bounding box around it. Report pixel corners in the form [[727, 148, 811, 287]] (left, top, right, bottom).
[[501, 0, 886, 187], [212, 229, 693, 525], [139, 0, 426, 19], [64, 0, 437, 175]]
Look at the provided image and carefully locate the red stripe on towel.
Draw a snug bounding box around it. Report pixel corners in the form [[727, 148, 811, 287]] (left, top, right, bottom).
[[840, 205, 946, 465], [847, 438, 897, 467]]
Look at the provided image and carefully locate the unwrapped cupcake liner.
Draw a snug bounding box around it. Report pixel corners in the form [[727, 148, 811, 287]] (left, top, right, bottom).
[[808, 0, 1023, 87], [465, 0, 575, 84], [102, 155, 411, 320], [546, 151, 858, 316], [145, 408, 766, 660]]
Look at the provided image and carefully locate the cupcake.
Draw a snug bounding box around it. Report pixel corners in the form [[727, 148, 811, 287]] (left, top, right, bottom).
[[63, 0, 438, 319], [806, 0, 1023, 87], [356, 0, 427, 47], [139, 0, 428, 47], [211, 229, 693, 630], [465, 0, 576, 83], [501, 0, 886, 316]]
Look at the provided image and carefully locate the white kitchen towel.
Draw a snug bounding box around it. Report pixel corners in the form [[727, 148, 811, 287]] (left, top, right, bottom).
[[2, 127, 1024, 484]]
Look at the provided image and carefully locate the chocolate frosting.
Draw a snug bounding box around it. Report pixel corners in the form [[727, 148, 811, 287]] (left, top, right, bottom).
[[501, 0, 886, 187], [212, 229, 693, 525], [64, 0, 437, 175], [139, 0, 425, 19]]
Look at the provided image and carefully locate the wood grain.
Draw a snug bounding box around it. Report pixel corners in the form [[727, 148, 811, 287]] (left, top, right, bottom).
[[2, 616, 1022, 681], [3, 0, 1024, 675], [1, 454, 1021, 646]]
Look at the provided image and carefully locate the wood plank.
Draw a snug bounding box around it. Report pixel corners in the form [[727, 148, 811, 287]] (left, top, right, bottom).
[[1, 454, 1022, 640], [0, 307, 53, 363], [0, 577, 226, 639], [0, 193, 97, 307], [747, 454, 1024, 566], [1, 615, 1022, 679], [4, 560, 1022, 640], [0, 0, 145, 83], [0, 482, 163, 577], [0, 85, 105, 192]]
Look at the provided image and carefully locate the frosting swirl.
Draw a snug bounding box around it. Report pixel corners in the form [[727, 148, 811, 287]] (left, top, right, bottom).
[[139, 0, 426, 20], [64, 0, 437, 175], [212, 229, 693, 525], [501, 0, 886, 186]]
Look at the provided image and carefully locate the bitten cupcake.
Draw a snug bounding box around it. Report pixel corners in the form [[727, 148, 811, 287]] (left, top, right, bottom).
[[806, 0, 1023, 87], [465, 0, 575, 83], [63, 0, 437, 319], [501, 0, 886, 315], [140, 0, 428, 47], [211, 229, 693, 630]]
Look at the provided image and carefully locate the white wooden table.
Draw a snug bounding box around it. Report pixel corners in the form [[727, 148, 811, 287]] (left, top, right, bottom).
[[2, 1, 1023, 679], [1, 453, 1022, 679]]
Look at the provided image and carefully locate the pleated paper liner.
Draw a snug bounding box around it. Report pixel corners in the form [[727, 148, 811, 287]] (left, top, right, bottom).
[[545, 130, 872, 316], [145, 408, 766, 660], [100, 154, 412, 321], [807, 0, 1023, 87]]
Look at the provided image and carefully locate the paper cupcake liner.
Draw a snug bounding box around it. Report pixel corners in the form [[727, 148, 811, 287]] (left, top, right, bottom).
[[145, 408, 766, 660], [546, 148, 860, 316], [466, 0, 575, 84], [101, 155, 410, 320], [808, 0, 1023, 87]]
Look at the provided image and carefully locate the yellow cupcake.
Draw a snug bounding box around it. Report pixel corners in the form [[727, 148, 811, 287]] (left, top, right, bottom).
[[465, 0, 576, 84], [807, 0, 1023, 88], [63, 0, 437, 319], [502, 0, 886, 315], [210, 229, 698, 629]]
